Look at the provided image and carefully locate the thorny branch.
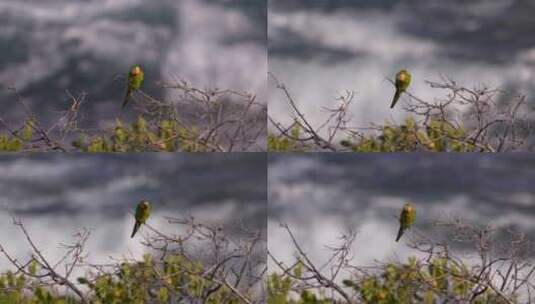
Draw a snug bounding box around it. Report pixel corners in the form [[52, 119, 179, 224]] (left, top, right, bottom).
[[138, 216, 266, 303], [268, 73, 355, 151], [0, 78, 266, 152], [270, 219, 535, 303], [269, 74, 534, 152], [0, 216, 89, 303], [0, 216, 266, 303]]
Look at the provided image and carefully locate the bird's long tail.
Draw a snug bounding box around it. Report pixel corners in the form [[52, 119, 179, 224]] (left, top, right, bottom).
[[131, 221, 141, 238], [122, 87, 131, 109], [390, 89, 401, 109], [395, 225, 404, 242]]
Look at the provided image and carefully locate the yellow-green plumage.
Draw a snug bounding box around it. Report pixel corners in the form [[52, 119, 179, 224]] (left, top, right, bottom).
[[122, 65, 144, 109], [396, 202, 416, 242], [390, 69, 411, 109], [131, 200, 151, 238]]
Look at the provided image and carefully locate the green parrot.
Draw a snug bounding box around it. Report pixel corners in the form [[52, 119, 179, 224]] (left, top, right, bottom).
[[395, 202, 416, 242], [131, 200, 151, 238], [122, 65, 144, 109], [390, 69, 411, 109]]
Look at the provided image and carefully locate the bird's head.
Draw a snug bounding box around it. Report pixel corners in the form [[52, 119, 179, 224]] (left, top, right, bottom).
[[139, 200, 150, 210], [398, 69, 409, 80], [403, 203, 414, 212], [131, 66, 142, 76]]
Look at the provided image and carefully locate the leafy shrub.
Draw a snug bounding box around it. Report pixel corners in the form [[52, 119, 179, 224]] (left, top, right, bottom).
[[268, 257, 512, 303]]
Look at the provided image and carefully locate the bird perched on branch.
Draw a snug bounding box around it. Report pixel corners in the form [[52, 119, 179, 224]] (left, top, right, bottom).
[[131, 200, 151, 238], [390, 69, 411, 109], [396, 202, 416, 242], [122, 65, 144, 109]]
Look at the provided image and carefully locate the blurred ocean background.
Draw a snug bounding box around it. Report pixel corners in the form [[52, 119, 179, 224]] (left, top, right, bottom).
[[269, 0, 535, 134], [0, 153, 266, 275], [0, 0, 266, 128], [269, 153, 535, 272]]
